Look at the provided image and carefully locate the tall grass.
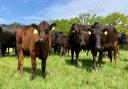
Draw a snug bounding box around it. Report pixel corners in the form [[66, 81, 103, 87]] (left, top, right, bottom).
[[0, 50, 128, 89]]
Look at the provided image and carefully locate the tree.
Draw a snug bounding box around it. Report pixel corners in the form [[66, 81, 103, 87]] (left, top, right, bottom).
[[10, 21, 21, 26]]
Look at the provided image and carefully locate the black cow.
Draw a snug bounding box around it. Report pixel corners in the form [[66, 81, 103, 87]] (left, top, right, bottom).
[[68, 24, 85, 66], [0, 26, 17, 56], [51, 32, 69, 55], [89, 22, 118, 70], [51, 32, 62, 54], [57, 33, 69, 55], [118, 32, 128, 44]]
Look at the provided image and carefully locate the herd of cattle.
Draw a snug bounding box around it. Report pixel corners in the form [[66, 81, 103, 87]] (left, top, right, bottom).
[[0, 21, 128, 80]]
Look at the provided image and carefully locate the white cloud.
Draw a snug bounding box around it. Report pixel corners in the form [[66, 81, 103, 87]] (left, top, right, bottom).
[[6, 0, 128, 24], [0, 18, 7, 23], [0, 5, 12, 16], [22, 16, 44, 20], [15, 16, 47, 24], [18, 0, 42, 4], [38, 0, 128, 19]]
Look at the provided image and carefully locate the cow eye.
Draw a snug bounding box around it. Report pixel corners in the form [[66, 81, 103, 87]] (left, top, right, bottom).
[[88, 31, 91, 35], [104, 31, 108, 35]]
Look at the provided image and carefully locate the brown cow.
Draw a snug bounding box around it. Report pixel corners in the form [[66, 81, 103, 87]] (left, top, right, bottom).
[[16, 21, 56, 80]]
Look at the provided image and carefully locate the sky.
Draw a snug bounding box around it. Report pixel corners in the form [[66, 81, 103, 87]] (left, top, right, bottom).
[[0, 0, 128, 24]]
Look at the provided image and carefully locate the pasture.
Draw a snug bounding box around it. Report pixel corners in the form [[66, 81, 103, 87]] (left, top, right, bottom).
[[0, 50, 128, 89]]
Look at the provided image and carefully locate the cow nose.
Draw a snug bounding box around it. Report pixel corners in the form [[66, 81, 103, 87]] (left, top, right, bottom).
[[97, 45, 101, 49], [39, 39, 45, 43]]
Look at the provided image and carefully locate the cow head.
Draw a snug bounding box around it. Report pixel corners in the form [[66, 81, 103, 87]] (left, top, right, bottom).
[[38, 21, 56, 43], [118, 32, 127, 44], [70, 24, 84, 44], [90, 22, 102, 50]]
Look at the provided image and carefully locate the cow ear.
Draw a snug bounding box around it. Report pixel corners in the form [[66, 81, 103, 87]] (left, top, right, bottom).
[[50, 23, 56, 31], [104, 30, 108, 35], [31, 23, 39, 29]]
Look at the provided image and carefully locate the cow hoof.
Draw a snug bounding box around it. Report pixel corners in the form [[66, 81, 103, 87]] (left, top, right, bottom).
[[42, 75, 46, 79], [91, 67, 96, 71], [76, 63, 81, 68], [71, 60, 74, 64], [30, 76, 34, 81], [17, 70, 21, 73], [99, 65, 101, 68]]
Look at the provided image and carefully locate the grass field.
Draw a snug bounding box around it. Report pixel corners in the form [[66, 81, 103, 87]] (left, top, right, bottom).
[[0, 50, 128, 89]]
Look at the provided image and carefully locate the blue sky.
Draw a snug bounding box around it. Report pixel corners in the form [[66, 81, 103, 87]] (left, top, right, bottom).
[[0, 0, 128, 24]]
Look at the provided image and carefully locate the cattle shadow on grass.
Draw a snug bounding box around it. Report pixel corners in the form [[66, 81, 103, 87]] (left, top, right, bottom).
[[65, 58, 93, 72], [119, 57, 128, 61], [124, 66, 128, 71], [65, 58, 106, 72], [79, 58, 93, 72], [24, 67, 48, 78]]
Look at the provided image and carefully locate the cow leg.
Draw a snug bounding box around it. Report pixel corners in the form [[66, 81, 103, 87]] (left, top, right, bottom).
[[1, 46, 6, 57], [7, 47, 9, 55], [117, 45, 120, 56], [17, 48, 24, 75], [75, 49, 80, 67], [41, 59, 46, 79], [71, 49, 74, 64], [108, 49, 112, 63], [15, 47, 17, 56], [114, 46, 118, 64], [67, 48, 70, 54], [30, 52, 36, 80], [60, 46, 63, 56], [87, 50, 89, 56], [92, 50, 97, 70], [98, 50, 103, 67]]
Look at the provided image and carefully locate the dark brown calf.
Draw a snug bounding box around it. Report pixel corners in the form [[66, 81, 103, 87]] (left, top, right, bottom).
[[16, 21, 56, 80], [68, 24, 85, 66], [90, 23, 118, 70]]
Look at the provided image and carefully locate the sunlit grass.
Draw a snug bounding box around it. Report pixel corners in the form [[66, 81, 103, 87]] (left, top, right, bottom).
[[0, 50, 128, 89]]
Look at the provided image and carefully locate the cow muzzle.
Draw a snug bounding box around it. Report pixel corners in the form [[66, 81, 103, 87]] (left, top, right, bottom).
[[39, 39, 45, 43], [96, 45, 102, 49]]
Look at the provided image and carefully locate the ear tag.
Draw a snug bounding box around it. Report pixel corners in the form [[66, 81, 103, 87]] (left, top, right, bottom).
[[104, 31, 108, 35], [33, 29, 38, 34], [88, 31, 91, 35], [52, 27, 55, 31]]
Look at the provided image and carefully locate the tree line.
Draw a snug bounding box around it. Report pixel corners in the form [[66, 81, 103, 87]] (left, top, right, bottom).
[[9, 12, 128, 35], [50, 12, 128, 35]]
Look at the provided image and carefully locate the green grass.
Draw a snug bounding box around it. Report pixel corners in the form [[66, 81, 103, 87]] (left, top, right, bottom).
[[0, 50, 128, 89]]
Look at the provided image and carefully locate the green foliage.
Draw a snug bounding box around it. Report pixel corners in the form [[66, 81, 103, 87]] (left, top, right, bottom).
[[0, 50, 128, 89], [105, 12, 127, 26], [9, 21, 21, 26], [49, 12, 128, 35], [51, 17, 79, 35], [7, 12, 128, 35]]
